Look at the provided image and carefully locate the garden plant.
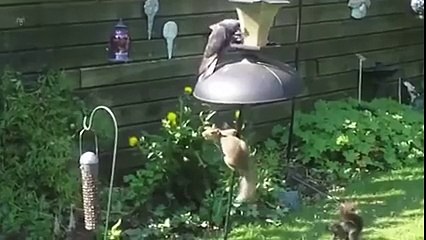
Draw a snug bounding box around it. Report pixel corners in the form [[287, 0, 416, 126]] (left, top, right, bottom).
[[0, 69, 423, 239]]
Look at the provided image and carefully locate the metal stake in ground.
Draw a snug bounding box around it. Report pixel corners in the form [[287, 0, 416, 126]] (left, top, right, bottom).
[[223, 107, 244, 240]]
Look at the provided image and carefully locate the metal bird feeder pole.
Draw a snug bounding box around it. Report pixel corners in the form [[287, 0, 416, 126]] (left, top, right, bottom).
[[78, 106, 119, 240], [223, 107, 244, 240], [286, 0, 303, 163]]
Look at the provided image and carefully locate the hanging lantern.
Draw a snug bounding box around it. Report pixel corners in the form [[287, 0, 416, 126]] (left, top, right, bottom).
[[108, 19, 131, 62]]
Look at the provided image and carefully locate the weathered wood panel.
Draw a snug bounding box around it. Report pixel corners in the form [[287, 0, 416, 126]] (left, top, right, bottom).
[[1, 1, 412, 53], [318, 44, 424, 75], [2, 16, 421, 74], [274, 0, 410, 26], [0, 0, 423, 172]]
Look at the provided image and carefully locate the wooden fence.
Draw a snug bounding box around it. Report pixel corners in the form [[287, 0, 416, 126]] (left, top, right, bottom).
[[0, 0, 424, 173]]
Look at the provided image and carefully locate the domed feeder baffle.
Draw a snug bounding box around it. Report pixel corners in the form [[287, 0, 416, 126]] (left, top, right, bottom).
[[193, 52, 302, 104], [192, 1, 304, 240]]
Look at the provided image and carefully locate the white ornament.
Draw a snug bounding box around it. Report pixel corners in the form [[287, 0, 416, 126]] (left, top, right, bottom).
[[144, 0, 159, 40], [162, 21, 178, 59], [348, 0, 371, 19], [411, 0, 424, 19]]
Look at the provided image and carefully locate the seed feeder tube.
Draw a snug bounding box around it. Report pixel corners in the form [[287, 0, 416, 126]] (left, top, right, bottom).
[[78, 106, 119, 240], [79, 151, 100, 231]]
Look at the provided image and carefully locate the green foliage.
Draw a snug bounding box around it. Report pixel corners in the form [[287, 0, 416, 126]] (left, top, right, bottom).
[[0, 70, 82, 238], [105, 90, 289, 239], [289, 98, 424, 180]]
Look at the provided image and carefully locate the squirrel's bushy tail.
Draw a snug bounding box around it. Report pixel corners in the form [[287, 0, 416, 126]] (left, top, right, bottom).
[[235, 159, 257, 203]]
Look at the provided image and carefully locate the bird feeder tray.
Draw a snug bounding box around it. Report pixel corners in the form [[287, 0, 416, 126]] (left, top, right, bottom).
[[193, 50, 303, 105], [228, 0, 290, 48]]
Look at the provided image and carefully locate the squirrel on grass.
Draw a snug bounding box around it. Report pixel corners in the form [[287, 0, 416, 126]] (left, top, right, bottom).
[[328, 201, 364, 240], [202, 125, 257, 203]]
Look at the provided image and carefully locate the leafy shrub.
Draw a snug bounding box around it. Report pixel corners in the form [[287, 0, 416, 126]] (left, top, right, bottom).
[[104, 88, 289, 239], [0, 70, 84, 238], [290, 98, 424, 180]]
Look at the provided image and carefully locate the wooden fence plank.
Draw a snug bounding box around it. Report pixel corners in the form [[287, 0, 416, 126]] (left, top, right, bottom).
[[78, 60, 315, 108], [270, 14, 422, 44], [275, 0, 410, 26], [0, 35, 207, 73], [0, 0, 91, 6], [0, 0, 236, 29], [80, 56, 201, 88], [265, 28, 424, 61], [0, 12, 235, 52], [79, 28, 422, 89], [318, 44, 424, 75], [2, 3, 417, 53], [77, 75, 196, 107], [2, 14, 420, 74]]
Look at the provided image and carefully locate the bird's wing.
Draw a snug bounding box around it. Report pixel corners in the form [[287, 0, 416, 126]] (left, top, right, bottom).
[[198, 27, 227, 76], [203, 26, 227, 58]]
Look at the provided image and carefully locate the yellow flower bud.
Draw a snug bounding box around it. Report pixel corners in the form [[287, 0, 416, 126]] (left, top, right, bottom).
[[128, 136, 139, 147], [184, 86, 193, 95], [234, 110, 241, 120], [166, 112, 178, 126]]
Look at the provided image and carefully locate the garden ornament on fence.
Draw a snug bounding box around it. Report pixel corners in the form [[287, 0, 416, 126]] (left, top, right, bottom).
[[107, 19, 131, 62], [411, 0, 424, 19], [403, 81, 424, 110], [348, 0, 371, 19], [162, 21, 179, 59], [78, 106, 119, 240], [144, 0, 159, 40], [193, 0, 304, 239]]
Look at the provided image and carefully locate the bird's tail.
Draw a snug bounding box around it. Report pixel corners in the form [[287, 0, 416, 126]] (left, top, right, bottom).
[[235, 159, 257, 203]]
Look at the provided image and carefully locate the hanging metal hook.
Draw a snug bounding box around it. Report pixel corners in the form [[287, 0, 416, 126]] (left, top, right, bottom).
[[78, 105, 119, 240]]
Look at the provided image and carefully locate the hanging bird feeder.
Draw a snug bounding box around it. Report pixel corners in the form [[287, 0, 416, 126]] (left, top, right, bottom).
[[228, 0, 290, 48], [193, 0, 301, 105], [192, 1, 304, 239], [78, 106, 119, 240]]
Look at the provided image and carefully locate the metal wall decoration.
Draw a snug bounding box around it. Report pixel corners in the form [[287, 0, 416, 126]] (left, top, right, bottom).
[[162, 21, 178, 59], [411, 0, 424, 19], [108, 19, 131, 62], [144, 0, 159, 40], [348, 0, 371, 19]]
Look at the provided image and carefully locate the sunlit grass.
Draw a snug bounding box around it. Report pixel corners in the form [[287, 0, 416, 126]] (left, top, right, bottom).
[[218, 163, 424, 240]]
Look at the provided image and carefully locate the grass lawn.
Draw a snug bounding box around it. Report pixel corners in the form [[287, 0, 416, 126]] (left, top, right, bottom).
[[227, 163, 424, 240]]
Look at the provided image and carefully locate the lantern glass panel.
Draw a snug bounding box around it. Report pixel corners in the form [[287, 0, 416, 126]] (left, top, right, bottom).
[[108, 20, 131, 62]]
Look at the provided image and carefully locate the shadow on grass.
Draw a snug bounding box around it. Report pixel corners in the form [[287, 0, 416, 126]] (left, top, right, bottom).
[[227, 164, 424, 240]]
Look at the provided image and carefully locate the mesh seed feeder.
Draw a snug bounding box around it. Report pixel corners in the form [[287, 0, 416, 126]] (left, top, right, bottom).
[[193, 1, 304, 239], [78, 106, 119, 240], [79, 151, 100, 231]]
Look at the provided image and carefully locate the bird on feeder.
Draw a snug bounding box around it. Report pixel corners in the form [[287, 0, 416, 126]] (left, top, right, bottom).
[[198, 19, 243, 81]]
